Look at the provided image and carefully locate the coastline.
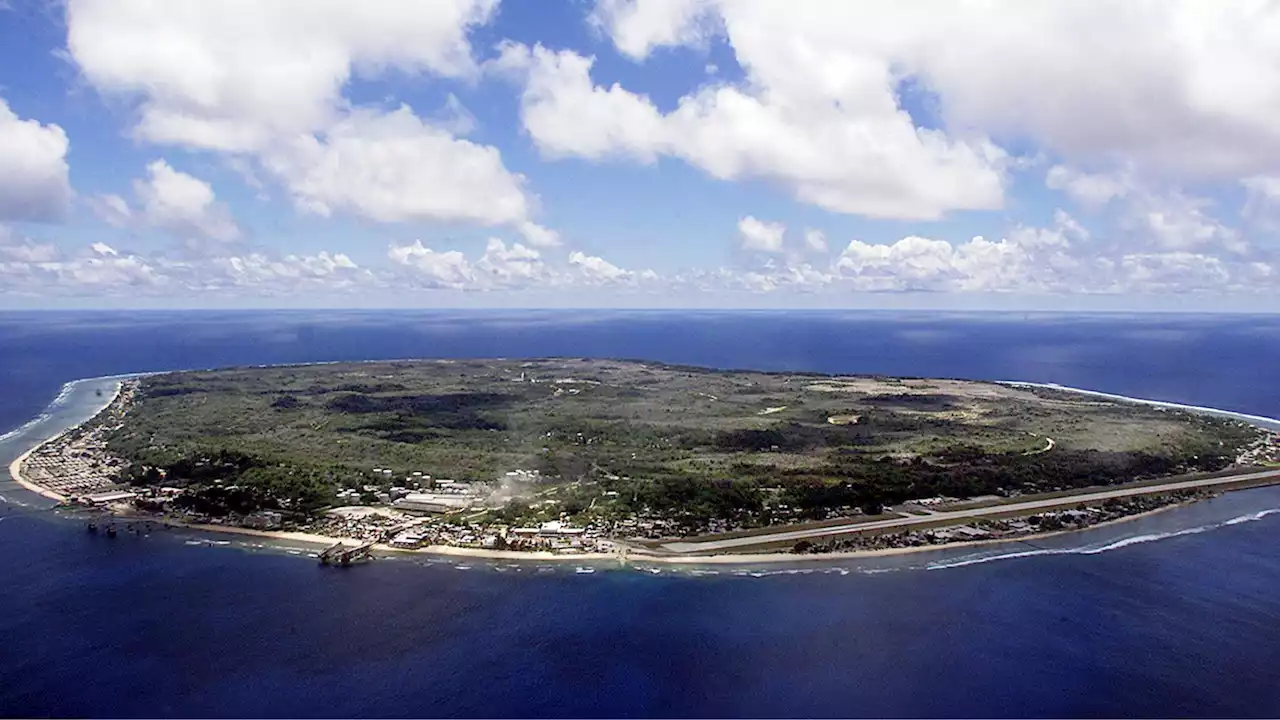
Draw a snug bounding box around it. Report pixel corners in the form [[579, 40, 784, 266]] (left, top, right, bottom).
[[6, 366, 1280, 566], [162, 499, 1194, 566], [8, 447, 66, 502], [6, 378, 127, 503]]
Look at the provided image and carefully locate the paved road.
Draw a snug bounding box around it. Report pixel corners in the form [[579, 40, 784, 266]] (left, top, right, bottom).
[[661, 467, 1280, 553]]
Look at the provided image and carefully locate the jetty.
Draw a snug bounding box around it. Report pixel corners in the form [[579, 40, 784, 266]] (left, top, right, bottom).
[[318, 541, 375, 566]]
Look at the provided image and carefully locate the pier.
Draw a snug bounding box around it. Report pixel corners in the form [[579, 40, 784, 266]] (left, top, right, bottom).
[[319, 541, 375, 566]]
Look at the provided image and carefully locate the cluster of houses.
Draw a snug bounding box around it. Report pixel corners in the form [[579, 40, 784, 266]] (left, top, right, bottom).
[[21, 385, 138, 500], [386, 519, 612, 554]]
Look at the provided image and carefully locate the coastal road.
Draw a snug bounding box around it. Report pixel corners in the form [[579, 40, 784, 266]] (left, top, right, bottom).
[[661, 467, 1280, 553]]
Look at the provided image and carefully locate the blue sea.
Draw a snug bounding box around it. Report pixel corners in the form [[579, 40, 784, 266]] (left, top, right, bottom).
[[3, 310, 1280, 718]]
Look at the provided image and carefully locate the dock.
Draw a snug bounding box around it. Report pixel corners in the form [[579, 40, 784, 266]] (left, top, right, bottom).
[[318, 541, 375, 566]]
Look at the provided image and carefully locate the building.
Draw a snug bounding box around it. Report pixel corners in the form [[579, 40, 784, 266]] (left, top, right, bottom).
[[392, 493, 472, 514], [83, 490, 136, 506], [243, 510, 284, 530]]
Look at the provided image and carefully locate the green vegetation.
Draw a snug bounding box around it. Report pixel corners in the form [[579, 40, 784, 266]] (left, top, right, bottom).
[[105, 359, 1262, 526]]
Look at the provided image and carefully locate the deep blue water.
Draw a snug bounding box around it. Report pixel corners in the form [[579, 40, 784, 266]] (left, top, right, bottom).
[[3, 310, 1280, 718]]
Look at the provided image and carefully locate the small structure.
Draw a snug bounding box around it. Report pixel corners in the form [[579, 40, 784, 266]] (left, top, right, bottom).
[[83, 490, 136, 506], [243, 510, 283, 530], [393, 493, 471, 514], [537, 520, 585, 536]]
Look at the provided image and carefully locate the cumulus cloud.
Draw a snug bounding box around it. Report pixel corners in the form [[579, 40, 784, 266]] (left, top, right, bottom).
[[1133, 192, 1244, 255], [134, 160, 240, 242], [737, 216, 785, 253], [66, 2, 559, 240], [500, 42, 1005, 220], [0, 226, 60, 263], [0, 98, 72, 223], [831, 210, 1093, 293], [1045, 165, 1133, 209], [592, 1, 1280, 182], [388, 239, 647, 290], [262, 105, 531, 227], [518, 221, 562, 248], [568, 250, 633, 284], [387, 240, 477, 289], [66, 0, 498, 152], [590, 0, 715, 60], [0, 237, 367, 297], [87, 193, 133, 228], [803, 229, 828, 253], [196, 251, 363, 290]]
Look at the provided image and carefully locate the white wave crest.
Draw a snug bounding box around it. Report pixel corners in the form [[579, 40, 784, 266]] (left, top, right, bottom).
[[0, 413, 51, 443], [998, 380, 1280, 429], [926, 506, 1280, 570]]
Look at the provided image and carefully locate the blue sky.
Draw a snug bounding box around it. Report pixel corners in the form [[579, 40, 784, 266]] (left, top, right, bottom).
[[1, 1, 1279, 310]]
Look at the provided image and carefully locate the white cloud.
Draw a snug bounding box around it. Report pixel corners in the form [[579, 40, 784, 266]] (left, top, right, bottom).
[[87, 193, 133, 228], [502, 44, 668, 163], [590, 0, 714, 60], [0, 245, 165, 292], [66, 0, 498, 152], [1045, 165, 1133, 209], [1243, 176, 1280, 228], [0, 226, 59, 263], [518, 221, 562, 248], [388, 239, 646, 290], [803, 229, 828, 253], [1118, 252, 1233, 293], [0, 98, 72, 223], [0, 240, 369, 296], [737, 216, 785, 253], [832, 210, 1091, 293], [502, 42, 1006, 220], [1134, 192, 1244, 254], [592, 1, 1280, 183], [198, 251, 363, 290], [262, 105, 531, 227], [67, 2, 560, 241], [475, 239, 551, 287], [1046, 165, 1243, 254], [388, 240, 476, 289], [135, 160, 240, 242], [568, 250, 633, 284]]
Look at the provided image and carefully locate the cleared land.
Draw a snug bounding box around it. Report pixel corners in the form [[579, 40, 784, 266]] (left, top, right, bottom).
[[100, 358, 1265, 536]]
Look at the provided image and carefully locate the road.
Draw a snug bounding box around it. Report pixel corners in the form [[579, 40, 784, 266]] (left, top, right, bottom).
[[661, 467, 1280, 553]]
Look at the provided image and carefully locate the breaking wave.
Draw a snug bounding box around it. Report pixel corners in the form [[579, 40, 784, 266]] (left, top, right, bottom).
[[925, 507, 1280, 570], [998, 380, 1280, 430]]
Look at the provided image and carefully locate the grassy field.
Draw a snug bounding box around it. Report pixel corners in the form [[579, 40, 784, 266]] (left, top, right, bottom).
[[104, 358, 1264, 525]]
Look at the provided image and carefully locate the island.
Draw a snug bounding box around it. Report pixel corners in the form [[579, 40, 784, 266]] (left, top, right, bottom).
[[13, 359, 1280, 563]]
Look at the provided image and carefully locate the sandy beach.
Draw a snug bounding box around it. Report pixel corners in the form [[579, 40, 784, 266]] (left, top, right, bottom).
[[150, 499, 1194, 566], [5, 379, 125, 503], [7, 447, 67, 502]]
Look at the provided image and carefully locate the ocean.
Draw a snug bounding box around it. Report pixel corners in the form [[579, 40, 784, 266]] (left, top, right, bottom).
[[3, 310, 1280, 718]]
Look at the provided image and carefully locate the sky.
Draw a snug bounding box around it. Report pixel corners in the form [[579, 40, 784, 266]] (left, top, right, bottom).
[[2, 0, 1280, 311]]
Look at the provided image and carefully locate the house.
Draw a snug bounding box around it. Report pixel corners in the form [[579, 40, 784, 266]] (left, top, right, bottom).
[[244, 510, 284, 530]]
